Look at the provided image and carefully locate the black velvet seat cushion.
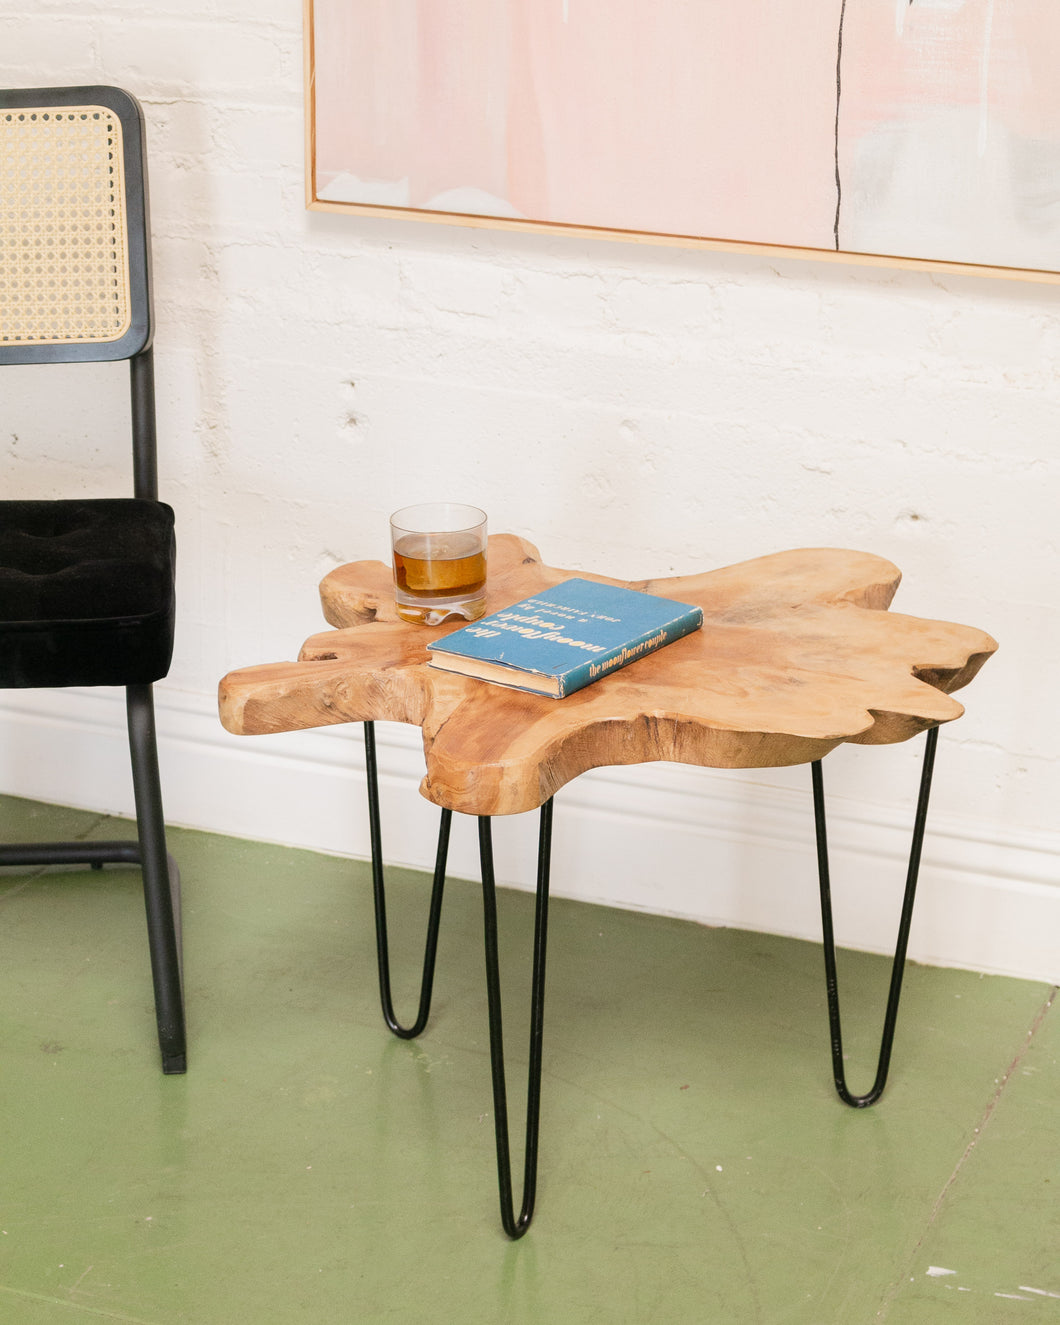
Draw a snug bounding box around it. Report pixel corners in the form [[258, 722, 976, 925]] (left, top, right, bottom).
[[0, 499, 176, 688]]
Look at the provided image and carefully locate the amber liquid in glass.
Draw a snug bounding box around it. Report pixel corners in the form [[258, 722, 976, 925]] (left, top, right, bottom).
[[393, 532, 487, 624]]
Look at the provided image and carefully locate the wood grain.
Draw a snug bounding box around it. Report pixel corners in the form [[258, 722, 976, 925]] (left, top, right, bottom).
[[219, 537, 997, 816]]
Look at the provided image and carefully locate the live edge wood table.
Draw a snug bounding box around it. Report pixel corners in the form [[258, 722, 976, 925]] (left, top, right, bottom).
[[218, 535, 996, 1238]]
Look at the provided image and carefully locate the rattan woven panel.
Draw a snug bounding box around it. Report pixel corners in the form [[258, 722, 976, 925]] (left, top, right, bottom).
[[0, 103, 132, 346]]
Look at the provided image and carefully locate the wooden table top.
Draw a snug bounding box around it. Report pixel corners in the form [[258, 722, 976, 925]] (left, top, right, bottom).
[[218, 536, 997, 817]]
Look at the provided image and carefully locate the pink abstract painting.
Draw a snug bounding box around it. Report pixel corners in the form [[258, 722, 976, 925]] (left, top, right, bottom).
[[309, 0, 1060, 274]]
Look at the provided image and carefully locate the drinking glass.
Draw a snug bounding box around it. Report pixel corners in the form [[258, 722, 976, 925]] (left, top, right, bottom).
[[390, 503, 488, 626]]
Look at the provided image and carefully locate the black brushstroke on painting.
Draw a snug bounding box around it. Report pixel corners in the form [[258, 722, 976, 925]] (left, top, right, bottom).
[[833, 0, 848, 249]]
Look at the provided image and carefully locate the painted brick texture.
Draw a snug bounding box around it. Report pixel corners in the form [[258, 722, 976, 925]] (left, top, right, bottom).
[[1, 1, 1056, 909]]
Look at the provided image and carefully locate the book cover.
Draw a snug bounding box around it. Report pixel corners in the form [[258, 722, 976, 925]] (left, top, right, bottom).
[[425, 578, 703, 698]]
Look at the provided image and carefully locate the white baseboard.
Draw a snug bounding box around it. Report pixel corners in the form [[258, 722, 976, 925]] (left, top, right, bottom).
[[2, 685, 1057, 984]]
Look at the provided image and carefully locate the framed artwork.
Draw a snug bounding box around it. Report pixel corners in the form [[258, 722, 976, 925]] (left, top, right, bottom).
[[305, 0, 1060, 283]]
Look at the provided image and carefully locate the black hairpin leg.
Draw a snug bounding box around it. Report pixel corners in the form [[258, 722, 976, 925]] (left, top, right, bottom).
[[363, 721, 451, 1039], [478, 799, 554, 1240], [812, 724, 939, 1107]]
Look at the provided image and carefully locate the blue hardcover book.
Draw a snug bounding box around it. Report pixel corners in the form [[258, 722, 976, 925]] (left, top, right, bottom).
[[426, 578, 703, 698]]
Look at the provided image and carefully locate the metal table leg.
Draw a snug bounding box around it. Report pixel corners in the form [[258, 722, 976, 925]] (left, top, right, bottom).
[[363, 720, 451, 1039], [366, 720, 937, 1229], [477, 800, 554, 1239], [812, 724, 939, 1107]]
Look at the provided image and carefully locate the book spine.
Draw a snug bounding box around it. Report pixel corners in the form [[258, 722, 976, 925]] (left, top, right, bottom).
[[557, 609, 704, 697]]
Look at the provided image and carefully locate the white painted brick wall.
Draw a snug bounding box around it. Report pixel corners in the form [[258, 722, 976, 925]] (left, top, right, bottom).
[[2, 1, 1057, 977]]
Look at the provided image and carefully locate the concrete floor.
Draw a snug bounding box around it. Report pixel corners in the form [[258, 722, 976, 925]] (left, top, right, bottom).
[[0, 792, 1057, 1323]]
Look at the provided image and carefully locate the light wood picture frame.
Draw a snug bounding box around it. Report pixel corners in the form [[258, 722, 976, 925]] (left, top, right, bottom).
[[305, 0, 1060, 285]]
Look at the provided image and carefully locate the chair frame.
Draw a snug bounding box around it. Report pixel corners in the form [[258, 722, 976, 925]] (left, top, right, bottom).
[[0, 85, 186, 1073]]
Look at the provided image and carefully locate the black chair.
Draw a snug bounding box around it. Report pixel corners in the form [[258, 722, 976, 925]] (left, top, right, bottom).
[[0, 85, 186, 1072]]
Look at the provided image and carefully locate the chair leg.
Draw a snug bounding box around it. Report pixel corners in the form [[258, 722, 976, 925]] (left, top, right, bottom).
[[0, 688, 186, 1073], [478, 800, 554, 1240], [0, 839, 142, 869], [363, 721, 451, 1039], [126, 684, 187, 1074], [811, 724, 939, 1107]]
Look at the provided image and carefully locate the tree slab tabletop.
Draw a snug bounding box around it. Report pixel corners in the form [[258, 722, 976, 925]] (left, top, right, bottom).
[[218, 536, 997, 817]]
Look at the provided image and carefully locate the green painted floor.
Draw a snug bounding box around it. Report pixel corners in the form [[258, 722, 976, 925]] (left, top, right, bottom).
[[0, 793, 1056, 1324]]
